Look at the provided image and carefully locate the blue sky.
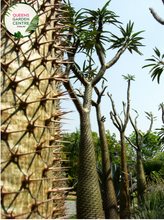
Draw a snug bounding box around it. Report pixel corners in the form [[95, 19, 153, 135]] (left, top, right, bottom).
[[61, 0, 164, 139]]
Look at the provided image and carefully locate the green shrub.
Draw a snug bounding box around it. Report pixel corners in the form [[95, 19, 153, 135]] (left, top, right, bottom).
[[131, 190, 164, 219]]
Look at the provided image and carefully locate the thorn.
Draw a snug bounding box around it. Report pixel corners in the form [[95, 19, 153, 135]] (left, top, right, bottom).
[[48, 187, 73, 192], [43, 164, 70, 172], [59, 116, 73, 120], [53, 151, 71, 155], [53, 158, 70, 162], [54, 140, 71, 144], [53, 207, 65, 212], [52, 178, 74, 183], [1, 186, 27, 195]]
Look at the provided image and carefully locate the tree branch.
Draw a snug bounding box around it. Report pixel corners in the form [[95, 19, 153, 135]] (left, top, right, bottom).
[[123, 102, 126, 118], [149, 7, 164, 25], [95, 15, 106, 66], [107, 92, 122, 130], [130, 116, 139, 147], [123, 79, 130, 131], [161, 105, 164, 123], [94, 82, 107, 105], [65, 34, 88, 86], [144, 113, 154, 137], [91, 64, 107, 87], [106, 43, 128, 69], [125, 136, 138, 150], [110, 112, 121, 131], [63, 65, 83, 114], [95, 43, 106, 66], [68, 62, 88, 86]]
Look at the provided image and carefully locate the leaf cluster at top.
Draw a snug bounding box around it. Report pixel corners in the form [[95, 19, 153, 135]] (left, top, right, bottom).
[[61, 0, 145, 82], [143, 47, 164, 84]]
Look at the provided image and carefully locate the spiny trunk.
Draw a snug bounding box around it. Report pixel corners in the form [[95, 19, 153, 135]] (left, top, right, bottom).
[[120, 132, 130, 219], [77, 111, 105, 219], [96, 105, 118, 219], [1, 0, 71, 218], [137, 149, 146, 199]]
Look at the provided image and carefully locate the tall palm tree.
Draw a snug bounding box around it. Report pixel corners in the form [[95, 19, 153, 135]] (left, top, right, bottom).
[[126, 111, 156, 200], [108, 74, 135, 218], [93, 82, 118, 219], [77, 81, 118, 218], [62, 1, 144, 218]]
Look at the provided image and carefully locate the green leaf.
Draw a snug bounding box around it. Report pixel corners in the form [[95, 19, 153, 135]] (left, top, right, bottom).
[[132, 30, 145, 38], [154, 47, 160, 57], [142, 64, 156, 69], [74, 62, 81, 70], [145, 58, 157, 62]]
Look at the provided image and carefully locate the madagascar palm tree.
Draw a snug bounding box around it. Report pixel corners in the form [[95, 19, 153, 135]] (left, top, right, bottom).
[[108, 74, 135, 219], [62, 1, 144, 218], [76, 81, 118, 218], [92, 82, 118, 219], [126, 111, 156, 201]]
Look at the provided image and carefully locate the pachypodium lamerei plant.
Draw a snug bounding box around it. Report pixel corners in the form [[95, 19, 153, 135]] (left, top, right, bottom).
[[1, 0, 73, 219], [76, 81, 118, 218], [125, 111, 156, 201], [92, 82, 118, 219], [108, 74, 135, 219], [61, 0, 144, 218]]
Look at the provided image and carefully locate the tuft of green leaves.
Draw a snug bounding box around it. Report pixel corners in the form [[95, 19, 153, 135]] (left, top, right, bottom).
[[70, 60, 97, 83], [122, 74, 135, 81], [80, 0, 120, 29], [109, 20, 145, 55], [158, 102, 164, 111], [145, 111, 157, 121], [142, 47, 164, 84], [76, 0, 120, 56]]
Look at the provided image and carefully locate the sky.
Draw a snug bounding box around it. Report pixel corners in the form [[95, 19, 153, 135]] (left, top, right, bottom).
[[61, 0, 164, 139]]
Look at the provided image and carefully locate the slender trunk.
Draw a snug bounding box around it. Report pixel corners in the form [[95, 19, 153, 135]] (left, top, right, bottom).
[[96, 105, 118, 219], [120, 132, 130, 219], [77, 111, 105, 219], [137, 149, 146, 199]]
